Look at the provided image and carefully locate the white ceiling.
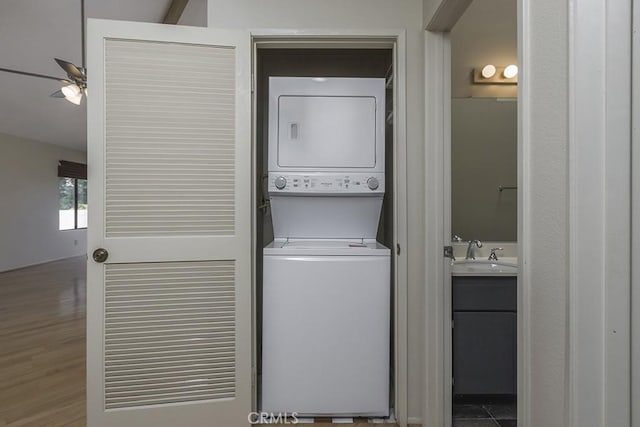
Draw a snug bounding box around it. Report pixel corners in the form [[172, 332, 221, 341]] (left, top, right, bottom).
[[0, 0, 206, 152]]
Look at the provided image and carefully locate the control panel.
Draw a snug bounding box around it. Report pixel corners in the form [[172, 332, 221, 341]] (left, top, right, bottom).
[[267, 173, 385, 194]]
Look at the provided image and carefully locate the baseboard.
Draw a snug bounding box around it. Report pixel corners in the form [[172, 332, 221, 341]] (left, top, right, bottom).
[[0, 254, 86, 273], [407, 416, 423, 426]]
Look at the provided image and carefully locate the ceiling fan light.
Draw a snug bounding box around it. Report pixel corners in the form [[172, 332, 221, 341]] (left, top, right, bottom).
[[65, 92, 83, 105], [61, 83, 81, 98]]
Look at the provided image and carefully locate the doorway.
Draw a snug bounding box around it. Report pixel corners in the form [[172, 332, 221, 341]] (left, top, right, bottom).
[[446, 1, 518, 426], [251, 36, 408, 423]]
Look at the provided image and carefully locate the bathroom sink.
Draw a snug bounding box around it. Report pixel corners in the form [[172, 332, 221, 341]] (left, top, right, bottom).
[[452, 257, 518, 276]]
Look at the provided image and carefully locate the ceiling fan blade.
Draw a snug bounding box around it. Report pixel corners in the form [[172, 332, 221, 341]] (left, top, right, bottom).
[[55, 58, 84, 80], [50, 89, 65, 98], [0, 67, 63, 82]]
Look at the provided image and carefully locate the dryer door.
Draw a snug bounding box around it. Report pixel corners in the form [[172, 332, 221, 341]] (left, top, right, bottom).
[[277, 95, 377, 168], [268, 77, 386, 173]]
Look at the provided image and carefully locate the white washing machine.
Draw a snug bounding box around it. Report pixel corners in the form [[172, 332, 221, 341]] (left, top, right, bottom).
[[261, 77, 390, 416], [262, 239, 390, 416]]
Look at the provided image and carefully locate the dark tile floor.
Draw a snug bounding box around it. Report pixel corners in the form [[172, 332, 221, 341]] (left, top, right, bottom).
[[453, 396, 517, 427]]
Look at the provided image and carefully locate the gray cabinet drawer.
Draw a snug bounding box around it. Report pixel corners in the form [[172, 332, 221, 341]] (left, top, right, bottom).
[[453, 277, 516, 311]]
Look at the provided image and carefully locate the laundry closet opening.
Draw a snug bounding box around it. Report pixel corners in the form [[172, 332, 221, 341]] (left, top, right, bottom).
[[253, 47, 396, 419]]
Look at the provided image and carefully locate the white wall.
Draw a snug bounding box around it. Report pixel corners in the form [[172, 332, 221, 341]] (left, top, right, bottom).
[[179, 0, 207, 27], [207, 0, 426, 422], [520, 0, 570, 424], [423, 0, 442, 26], [0, 133, 87, 272]]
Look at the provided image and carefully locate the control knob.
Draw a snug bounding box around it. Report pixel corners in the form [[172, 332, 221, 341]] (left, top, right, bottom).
[[274, 176, 287, 190], [367, 177, 379, 190]]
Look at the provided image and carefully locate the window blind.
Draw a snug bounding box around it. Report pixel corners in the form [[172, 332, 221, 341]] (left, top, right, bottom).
[[58, 160, 87, 180]]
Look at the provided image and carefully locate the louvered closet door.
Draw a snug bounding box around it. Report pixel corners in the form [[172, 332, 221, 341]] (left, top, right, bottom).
[[86, 20, 251, 427]]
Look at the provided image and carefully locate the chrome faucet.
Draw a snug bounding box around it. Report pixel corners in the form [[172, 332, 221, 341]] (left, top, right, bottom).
[[465, 240, 483, 260], [488, 247, 503, 261]]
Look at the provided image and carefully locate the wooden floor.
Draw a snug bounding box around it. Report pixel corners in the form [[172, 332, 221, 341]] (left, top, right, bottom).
[[0, 257, 401, 427], [0, 256, 86, 427]]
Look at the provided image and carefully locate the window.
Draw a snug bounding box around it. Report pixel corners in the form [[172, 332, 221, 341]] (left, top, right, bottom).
[[58, 161, 87, 230]]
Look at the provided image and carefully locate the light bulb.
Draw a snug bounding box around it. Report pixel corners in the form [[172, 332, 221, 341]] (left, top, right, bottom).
[[66, 92, 82, 105], [503, 64, 518, 79], [481, 64, 496, 79], [61, 83, 81, 98]]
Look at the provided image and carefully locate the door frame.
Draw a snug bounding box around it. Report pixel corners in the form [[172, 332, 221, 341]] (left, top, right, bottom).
[[423, 1, 526, 426], [426, 0, 635, 426], [249, 29, 409, 425], [423, 26, 452, 427]]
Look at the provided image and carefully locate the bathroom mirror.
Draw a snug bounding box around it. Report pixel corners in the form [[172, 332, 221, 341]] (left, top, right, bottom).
[[450, 0, 517, 242]]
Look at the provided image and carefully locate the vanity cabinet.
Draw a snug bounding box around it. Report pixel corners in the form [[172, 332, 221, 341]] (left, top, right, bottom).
[[452, 276, 516, 395]]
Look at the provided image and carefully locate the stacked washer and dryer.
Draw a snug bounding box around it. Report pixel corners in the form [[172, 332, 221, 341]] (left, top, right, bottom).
[[261, 77, 390, 417]]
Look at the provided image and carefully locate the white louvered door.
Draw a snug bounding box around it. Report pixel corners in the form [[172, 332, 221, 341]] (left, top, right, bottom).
[[86, 20, 251, 427]]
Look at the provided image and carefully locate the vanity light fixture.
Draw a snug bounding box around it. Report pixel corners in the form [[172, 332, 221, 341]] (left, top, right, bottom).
[[473, 64, 518, 84], [503, 64, 518, 79], [481, 64, 496, 79]]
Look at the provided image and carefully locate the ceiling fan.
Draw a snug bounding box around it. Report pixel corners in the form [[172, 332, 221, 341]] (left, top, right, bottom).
[[0, 0, 87, 105]]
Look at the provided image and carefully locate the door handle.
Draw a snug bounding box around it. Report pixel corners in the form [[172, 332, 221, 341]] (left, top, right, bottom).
[[92, 248, 109, 263]]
